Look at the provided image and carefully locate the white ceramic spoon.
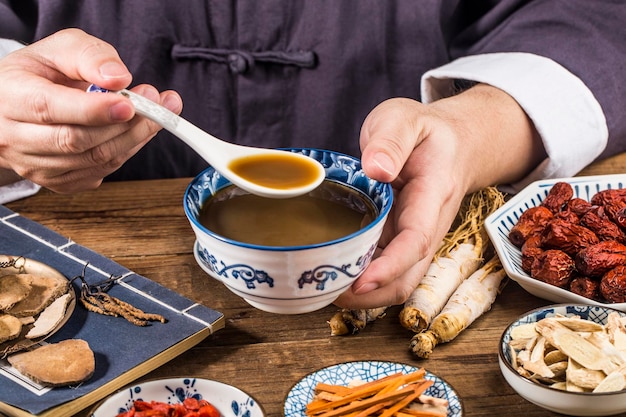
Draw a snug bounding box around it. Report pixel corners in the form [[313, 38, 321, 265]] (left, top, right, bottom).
[[88, 85, 325, 198]]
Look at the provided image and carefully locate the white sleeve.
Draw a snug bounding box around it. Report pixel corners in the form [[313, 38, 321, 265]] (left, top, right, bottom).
[[421, 52, 608, 193], [0, 38, 24, 55], [0, 39, 41, 204], [0, 180, 41, 204]]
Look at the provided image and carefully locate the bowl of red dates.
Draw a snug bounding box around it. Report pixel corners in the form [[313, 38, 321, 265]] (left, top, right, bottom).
[[89, 377, 265, 417], [485, 174, 626, 311]]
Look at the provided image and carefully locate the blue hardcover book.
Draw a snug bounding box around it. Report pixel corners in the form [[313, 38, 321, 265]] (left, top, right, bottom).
[[0, 206, 224, 417]]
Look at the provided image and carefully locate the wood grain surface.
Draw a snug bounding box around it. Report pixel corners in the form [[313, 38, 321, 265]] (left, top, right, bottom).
[[6, 153, 626, 417]]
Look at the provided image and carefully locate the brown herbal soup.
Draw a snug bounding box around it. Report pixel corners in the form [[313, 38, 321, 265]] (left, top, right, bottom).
[[199, 180, 378, 246], [228, 153, 321, 189]]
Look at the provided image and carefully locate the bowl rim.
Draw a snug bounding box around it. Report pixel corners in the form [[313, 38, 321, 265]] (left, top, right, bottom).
[[89, 376, 267, 416], [183, 147, 394, 251], [485, 173, 626, 311], [498, 303, 626, 397]]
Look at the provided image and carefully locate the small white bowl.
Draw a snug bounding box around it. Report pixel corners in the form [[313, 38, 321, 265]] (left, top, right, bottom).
[[184, 148, 393, 314], [485, 174, 626, 311], [499, 304, 626, 416], [90, 377, 265, 417]]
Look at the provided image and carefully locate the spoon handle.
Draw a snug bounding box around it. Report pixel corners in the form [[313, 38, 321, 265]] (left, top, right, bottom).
[[87, 85, 231, 167]]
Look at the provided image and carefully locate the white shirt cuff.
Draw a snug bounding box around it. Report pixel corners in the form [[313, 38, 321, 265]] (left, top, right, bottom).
[[0, 38, 25, 56], [421, 52, 608, 193], [0, 180, 41, 204]]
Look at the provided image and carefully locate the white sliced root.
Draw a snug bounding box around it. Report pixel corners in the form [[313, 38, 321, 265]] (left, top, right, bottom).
[[409, 256, 506, 358], [535, 318, 618, 374], [509, 312, 626, 393], [510, 322, 539, 341], [594, 371, 626, 393], [566, 358, 606, 390]]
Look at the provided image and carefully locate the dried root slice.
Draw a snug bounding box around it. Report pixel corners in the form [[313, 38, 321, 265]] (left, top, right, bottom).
[[26, 293, 72, 339], [554, 317, 604, 333], [509, 312, 626, 393], [522, 336, 554, 379], [8, 339, 95, 387], [510, 322, 539, 341], [566, 358, 606, 390], [305, 369, 447, 417], [536, 318, 620, 374], [328, 307, 388, 336], [594, 371, 626, 393], [0, 314, 22, 344]]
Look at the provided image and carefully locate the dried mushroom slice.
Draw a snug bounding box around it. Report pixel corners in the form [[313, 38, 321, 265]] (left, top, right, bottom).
[[0, 315, 22, 344], [7, 339, 95, 387], [0, 274, 33, 311], [7, 274, 69, 318], [26, 293, 72, 339]]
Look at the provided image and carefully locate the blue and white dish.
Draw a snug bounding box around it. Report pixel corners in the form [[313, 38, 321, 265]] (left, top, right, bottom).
[[499, 304, 626, 416], [485, 174, 626, 312], [90, 377, 265, 417], [283, 360, 463, 417], [184, 148, 393, 314]]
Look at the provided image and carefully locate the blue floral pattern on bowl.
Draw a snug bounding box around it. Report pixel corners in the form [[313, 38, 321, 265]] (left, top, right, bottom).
[[90, 378, 265, 417], [184, 148, 393, 314], [283, 361, 463, 417]]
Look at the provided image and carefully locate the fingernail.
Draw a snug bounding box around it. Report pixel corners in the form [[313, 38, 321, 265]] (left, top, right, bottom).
[[353, 282, 379, 295], [109, 101, 133, 121], [99, 62, 130, 80], [162, 93, 182, 113], [372, 152, 395, 176]]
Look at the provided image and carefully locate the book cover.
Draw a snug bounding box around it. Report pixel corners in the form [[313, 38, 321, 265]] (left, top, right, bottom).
[[0, 205, 225, 417]]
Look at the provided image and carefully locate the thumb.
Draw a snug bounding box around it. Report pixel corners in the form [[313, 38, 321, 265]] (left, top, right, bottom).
[[33, 28, 132, 90], [359, 98, 426, 183]]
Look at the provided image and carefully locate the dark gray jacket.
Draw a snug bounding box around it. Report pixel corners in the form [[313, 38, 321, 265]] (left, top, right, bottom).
[[2, 0, 625, 180]]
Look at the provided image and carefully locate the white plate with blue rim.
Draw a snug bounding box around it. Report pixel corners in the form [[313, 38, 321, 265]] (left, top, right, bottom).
[[484, 174, 626, 311], [90, 377, 266, 417], [283, 360, 463, 417]]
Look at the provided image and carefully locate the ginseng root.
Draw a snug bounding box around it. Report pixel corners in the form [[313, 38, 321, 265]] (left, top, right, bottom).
[[399, 187, 505, 333], [409, 256, 506, 358]]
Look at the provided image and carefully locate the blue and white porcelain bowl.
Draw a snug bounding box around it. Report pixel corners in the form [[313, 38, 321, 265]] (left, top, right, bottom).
[[499, 304, 626, 416], [485, 174, 626, 311], [90, 377, 265, 417], [184, 148, 393, 314]]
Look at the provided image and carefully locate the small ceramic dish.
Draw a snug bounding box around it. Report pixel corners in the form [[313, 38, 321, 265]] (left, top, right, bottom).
[[499, 304, 626, 416], [484, 174, 626, 311], [90, 377, 265, 417], [185, 148, 393, 314], [283, 360, 463, 417]]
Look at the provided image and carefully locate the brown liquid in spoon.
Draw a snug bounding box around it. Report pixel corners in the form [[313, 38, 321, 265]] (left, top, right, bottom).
[[228, 153, 321, 190]]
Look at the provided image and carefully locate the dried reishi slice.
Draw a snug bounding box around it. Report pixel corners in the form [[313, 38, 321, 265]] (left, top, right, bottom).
[[0, 314, 22, 344], [8, 339, 95, 387], [26, 293, 72, 339], [0, 274, 33, 311]]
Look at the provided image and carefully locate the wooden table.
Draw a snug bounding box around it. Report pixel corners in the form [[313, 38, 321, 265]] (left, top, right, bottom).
[[5, 153, 626, 417]]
